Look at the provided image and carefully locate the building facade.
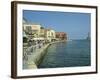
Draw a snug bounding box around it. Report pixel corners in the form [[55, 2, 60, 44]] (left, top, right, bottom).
[[23, 23, 41, 40], [23, 18, 67, 44], [45, 29, 56, 42], [56, 32, 67, 40]]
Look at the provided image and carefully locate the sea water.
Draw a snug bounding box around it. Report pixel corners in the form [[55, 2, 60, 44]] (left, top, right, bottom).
[[38, 40, 90, 68]]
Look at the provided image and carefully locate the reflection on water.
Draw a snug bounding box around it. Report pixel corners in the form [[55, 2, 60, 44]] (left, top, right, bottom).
[[38, 40, 91, 68]]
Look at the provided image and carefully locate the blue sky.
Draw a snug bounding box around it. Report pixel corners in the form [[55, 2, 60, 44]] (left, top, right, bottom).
[[23, 10, 90, 40]]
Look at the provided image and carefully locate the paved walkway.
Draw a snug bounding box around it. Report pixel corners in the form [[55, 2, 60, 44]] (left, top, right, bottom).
[[23, 44, 50, 69], [23, 40, 66, 69]]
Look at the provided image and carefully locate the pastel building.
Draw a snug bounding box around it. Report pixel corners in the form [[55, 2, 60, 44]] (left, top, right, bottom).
[[40, 27, 46, 38], [23, 18, 67, 43], [45, 29, 56, 42], [56, 32, 67, 40], [23, 23, 41, 40]]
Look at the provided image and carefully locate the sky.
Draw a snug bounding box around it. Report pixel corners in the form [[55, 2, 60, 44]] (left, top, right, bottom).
[[23, 10, 91, 40]]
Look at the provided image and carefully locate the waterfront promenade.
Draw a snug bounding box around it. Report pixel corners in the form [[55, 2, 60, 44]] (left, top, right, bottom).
[[23, 43, 50, 69], [23, 40, 66, 69]]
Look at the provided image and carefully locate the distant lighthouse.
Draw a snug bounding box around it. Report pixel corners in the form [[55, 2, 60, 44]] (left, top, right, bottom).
[[86, 32, 90, 40]]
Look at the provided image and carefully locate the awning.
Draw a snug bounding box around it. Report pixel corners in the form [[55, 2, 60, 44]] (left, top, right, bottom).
[[31, 37, 45, 40]]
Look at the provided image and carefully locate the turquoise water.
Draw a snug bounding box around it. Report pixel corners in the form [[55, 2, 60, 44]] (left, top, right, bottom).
[[38, 40, 91, 68]]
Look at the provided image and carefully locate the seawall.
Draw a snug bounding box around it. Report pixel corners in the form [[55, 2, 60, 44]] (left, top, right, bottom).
[[23, 43, 51, 69], [23, 40, 67, 69]]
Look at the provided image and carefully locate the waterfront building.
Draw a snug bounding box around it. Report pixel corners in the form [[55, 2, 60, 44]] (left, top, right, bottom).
[[56, 32, 67, 40], [23, 23, 46, 48], [45, 29, 56, 42], [40, 27, 46, 38], [23, 23, 41, 40], [23, 18, 67, 44]]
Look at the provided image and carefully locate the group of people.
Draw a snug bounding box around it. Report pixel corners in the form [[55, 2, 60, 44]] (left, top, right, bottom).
[[28, 40, 45, 48], [23, 40, 46, 61]]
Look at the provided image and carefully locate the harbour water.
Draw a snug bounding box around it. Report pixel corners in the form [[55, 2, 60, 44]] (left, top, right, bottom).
[[38, 40, 90, 68]]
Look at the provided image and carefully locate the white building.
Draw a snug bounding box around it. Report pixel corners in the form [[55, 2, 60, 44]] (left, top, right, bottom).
[[23, 23, 41, 40], [45, 29, 56, 42]]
